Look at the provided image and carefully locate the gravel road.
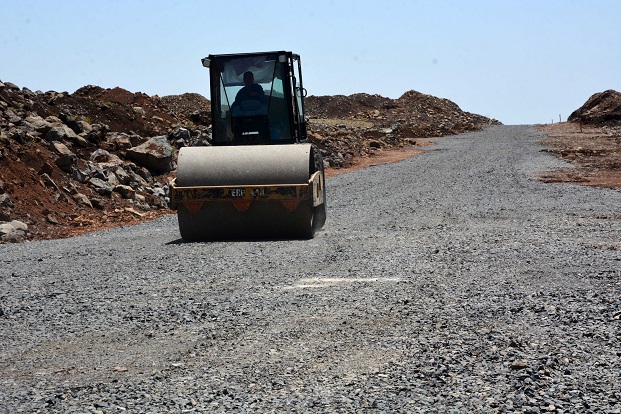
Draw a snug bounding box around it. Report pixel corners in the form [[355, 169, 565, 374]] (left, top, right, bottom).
[[1, 125, 620, 413]]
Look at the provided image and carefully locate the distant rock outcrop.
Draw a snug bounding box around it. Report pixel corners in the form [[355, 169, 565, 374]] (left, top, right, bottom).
[[568, 90, 621, 126], [305, 91, 501, 168]]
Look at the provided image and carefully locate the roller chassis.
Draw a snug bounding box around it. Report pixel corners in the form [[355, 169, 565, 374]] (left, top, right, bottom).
[[171, 171, 324, 212]]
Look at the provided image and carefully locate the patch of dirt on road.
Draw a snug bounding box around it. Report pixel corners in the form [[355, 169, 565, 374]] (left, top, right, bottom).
[[324, 142, 432, 178], [539, 122, 621, 188]]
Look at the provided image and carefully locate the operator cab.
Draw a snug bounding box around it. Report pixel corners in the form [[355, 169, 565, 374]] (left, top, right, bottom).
[[202, 51, 307, 145]]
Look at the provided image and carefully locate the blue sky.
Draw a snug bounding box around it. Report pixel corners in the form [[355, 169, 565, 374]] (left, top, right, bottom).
[[2, 0, 620, 125]]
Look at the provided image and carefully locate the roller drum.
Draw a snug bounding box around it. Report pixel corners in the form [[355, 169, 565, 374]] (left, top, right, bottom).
[[175, 144, 323, 241], [176, 145, 312, 187]]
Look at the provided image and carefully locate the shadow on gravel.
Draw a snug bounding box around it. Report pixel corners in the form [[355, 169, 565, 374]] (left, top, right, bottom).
[[165, 236, 314, 245]]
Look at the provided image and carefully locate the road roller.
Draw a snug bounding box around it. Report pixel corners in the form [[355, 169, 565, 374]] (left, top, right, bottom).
[[170, 51, 326, 241]]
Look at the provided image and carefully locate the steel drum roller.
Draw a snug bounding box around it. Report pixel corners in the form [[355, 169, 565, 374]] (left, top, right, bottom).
[[176, 144, 312, 186], [174, 144, 319, 241]]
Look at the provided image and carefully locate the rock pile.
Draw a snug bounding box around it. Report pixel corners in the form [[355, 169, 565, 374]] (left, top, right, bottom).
[[0, 80, 210, 242], [0, 79, 498, 242], [305, 91, 501, 167], [568, 89, 621, 126]]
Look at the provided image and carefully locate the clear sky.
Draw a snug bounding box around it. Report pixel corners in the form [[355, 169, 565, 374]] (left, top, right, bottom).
[[2, 0, 620, 125]]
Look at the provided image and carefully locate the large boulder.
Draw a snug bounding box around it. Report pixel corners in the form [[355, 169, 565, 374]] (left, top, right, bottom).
[[0, 220, 28, 242], [49, 141, 78, 172], [45, 125, 89, 147], [72, 193, 93, 208], [24, 115, 53, 135], [45, 125, 78, 142], [88, 177, 114, 196], [125, 136, 173, 173], [56, 153, 78, 173], [2, 82, 20, 91], [0, 193, 12, 208], [5, 110, 22, 125], [90, 148, 122, 165], [114, 184, 135, 199]]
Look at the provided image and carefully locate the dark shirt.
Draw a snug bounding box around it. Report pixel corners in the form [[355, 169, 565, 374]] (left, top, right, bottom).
[[234, 83, 265, 106]]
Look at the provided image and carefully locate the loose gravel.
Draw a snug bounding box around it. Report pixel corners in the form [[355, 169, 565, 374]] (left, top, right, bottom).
[[1, 125, 620, 413]]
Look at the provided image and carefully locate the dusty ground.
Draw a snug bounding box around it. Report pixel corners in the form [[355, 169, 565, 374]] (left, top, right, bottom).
[[538, 122, 621, 188], [4, 125, 621, 412], [324, 145, 429, 178], [328, 120, 621, 189]]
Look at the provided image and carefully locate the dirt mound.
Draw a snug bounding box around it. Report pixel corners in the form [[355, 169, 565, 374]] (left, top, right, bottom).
[[0, 80, 212, 242], [539, 122, 621, 188], [306, 93, 395, 118], [305, 90, 501, 168], [160, 93, 211, 125], [568, 89, 621, 126]]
